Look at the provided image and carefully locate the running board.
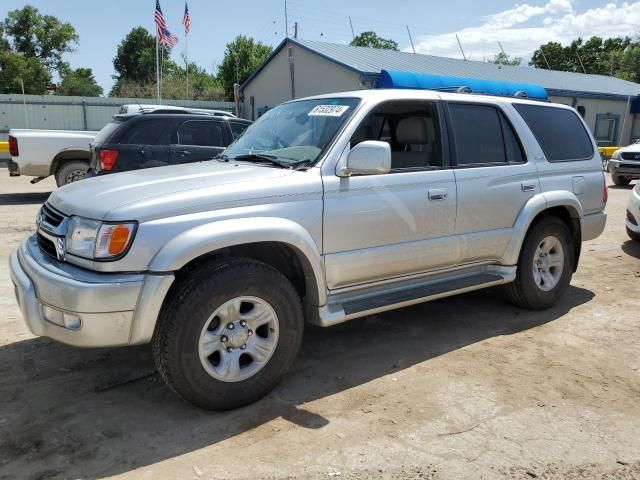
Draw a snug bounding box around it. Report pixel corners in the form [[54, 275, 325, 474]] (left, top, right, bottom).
[[310, 266, 515, 327]]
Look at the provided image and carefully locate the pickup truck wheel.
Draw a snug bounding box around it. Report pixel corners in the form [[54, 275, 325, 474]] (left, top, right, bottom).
[[612, 174, 631, 186], [153, 258, 304, 410], [55, 161, 89, 187], [503, 217, 573, 310]]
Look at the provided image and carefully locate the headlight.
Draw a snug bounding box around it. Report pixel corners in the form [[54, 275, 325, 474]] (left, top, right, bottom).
[[66, 216, 136, 260], [611, 150, 622, 160]]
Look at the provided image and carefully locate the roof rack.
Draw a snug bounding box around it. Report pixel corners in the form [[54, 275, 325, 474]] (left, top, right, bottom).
[[377, 70, 548, 101]]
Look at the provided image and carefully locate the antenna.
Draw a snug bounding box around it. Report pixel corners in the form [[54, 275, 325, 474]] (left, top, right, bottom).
[[498, 41, 506, 64], [407, 26, 416, 54], [348, 16, 355, 40], [539, 46, 551, 69], [576, 51, 587, 74], [456, 35, 467, 61]]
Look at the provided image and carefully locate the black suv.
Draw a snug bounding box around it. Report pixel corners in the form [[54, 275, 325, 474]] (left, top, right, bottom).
[[87, 113, 251, 176]]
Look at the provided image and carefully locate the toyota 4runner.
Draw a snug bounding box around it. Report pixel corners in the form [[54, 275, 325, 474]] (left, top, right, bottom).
[[10, 88, 607, 410]]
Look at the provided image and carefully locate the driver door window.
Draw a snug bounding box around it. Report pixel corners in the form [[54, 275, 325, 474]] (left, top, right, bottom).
[[350, 101, 444, 171]]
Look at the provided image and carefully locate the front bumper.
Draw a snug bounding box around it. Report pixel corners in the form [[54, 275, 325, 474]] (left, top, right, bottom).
[[608, 159, 640, 178], [9, 235, 174, 347], [626, 187, 640, 234]]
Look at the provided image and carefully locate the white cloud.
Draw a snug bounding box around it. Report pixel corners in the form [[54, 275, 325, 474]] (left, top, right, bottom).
[[412, 1, 640, 62]]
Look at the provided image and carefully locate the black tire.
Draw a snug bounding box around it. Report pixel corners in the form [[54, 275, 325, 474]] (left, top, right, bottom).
[[55, 161, 89, 187], [627, 226, 640, 242], [503, 217, 574, 310], [612, 174, 631, 186], [153, 258, 304, 410]]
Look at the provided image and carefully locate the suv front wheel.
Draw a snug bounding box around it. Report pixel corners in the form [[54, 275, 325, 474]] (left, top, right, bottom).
[[503, 217, 574, 310], [153, 258, 304, 410]]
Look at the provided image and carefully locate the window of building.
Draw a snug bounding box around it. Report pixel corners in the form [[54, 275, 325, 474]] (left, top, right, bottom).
[[594, 114, 619, 145]]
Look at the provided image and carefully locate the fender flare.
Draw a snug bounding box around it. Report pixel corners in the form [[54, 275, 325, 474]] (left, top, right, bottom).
[[149, 217, 327, 305], [502, 191, 583, 265]]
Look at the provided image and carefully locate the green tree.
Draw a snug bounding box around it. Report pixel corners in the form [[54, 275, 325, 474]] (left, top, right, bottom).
[[56, 67, 102, 96], [112, 27, 170, 87], [4, 5, 77, 75], [350, 31, 399, 50], [0, 50, 51, 94], [217, 35, 272, 98], [489, 51, 522, 66]]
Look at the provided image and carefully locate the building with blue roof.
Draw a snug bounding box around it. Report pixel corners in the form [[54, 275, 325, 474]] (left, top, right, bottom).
[[238, 38, 640, 146]]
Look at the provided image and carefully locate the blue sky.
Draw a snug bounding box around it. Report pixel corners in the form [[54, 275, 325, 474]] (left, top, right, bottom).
[[1, 0, 637, 93]]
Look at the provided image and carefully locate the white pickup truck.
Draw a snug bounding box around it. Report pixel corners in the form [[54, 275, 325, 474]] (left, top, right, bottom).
[[8, 129, 98, 186]]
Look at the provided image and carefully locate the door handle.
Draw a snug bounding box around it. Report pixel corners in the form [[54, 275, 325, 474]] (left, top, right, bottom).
[[521, 182, 537, 192], [140, 147, 152, 157], [174, 150, 192, 157], [428, 188, 448, 201]]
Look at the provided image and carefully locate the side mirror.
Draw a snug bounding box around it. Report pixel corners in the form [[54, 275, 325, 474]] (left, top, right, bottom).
[[340, 140, 391, 176]]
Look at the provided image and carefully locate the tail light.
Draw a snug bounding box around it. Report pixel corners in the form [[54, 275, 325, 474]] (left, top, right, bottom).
[[8, 135, 18, 156], [603, 173, 608, 204], [99, 149, 119, 171]]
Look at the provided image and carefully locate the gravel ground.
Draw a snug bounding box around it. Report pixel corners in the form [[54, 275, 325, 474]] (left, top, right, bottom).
[[0, 172, 639, 480]]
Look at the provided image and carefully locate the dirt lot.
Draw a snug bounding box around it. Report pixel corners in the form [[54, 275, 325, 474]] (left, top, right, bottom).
[[0, 171, 639, 480]]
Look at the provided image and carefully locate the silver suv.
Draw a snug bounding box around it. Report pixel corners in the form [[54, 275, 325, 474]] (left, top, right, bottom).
[[10, 89, 607, 410]]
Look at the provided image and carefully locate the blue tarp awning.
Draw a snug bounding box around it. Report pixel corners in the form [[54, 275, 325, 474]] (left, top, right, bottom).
[[377, 69, 549, 101]]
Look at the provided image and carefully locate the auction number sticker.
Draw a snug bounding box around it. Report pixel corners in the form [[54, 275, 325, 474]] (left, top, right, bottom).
[[308, 105, 350, 117]]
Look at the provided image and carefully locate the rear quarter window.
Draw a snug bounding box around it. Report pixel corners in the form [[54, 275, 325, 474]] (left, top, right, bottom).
[[93, 120, 123, 144], [514, 104, 593, 161]]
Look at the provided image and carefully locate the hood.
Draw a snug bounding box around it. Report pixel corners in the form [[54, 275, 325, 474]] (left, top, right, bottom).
[[621, 144, 640, 153], [48, 161, 297, 221]]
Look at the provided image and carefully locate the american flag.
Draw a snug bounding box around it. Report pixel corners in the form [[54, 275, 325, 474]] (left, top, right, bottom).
[[154, 0, 178, 48], [182, 2, 191, 35]]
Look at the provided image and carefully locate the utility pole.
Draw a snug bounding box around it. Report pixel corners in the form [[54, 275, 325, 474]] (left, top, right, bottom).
[[539, 46, 551, 69], [284, 0, 288, 38], [348, 16, 355, 41], [407, 26, 416, 54], [294, 21, 298, 39], [456, 35, 467, 61]]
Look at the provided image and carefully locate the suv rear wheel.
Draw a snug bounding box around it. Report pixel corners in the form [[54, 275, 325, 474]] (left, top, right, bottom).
[[503, 217, 574, 310], [55, 161, 89, 187], [612, 174, 631, 186], [153, 258, 304, 410]]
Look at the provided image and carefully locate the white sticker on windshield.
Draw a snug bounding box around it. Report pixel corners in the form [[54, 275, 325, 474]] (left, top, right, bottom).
[[308, 105, 350, 117]]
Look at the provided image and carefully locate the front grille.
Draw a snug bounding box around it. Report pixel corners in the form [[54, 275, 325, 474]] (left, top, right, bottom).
[[621, 152, 640, 161], [37, 232, 58, 259], [627, 210, 639, 226], [41, 203, 64, 227], [620, 163, 640, 169]]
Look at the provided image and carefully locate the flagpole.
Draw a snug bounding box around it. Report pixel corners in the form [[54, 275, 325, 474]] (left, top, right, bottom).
[[185, 32, 189, 100], [156, 34, 160, 102]]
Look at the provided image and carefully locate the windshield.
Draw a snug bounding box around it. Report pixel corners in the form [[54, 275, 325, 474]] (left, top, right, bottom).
[[224, 98, 359, 166]]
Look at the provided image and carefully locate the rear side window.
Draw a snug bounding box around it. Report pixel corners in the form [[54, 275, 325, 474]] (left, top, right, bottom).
[[514, 104, 593, 161], [448, 103, 525, 166], [177, 120, 224, 146], [229, 121, 250, 140], [94, 120, 123, 144], [119, 119, 172, 145]]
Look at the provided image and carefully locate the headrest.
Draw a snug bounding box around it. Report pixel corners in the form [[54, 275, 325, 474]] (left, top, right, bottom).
[[396, 117, 430, 144]]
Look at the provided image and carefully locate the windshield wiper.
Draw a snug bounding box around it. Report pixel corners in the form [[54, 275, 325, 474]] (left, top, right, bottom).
[[231, 153, 291, 169]]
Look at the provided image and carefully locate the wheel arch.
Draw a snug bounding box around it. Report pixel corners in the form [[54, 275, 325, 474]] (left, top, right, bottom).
[[149, 217, 326, 307], [50, 149, 91, 176], [504, 192, 583, 270]]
